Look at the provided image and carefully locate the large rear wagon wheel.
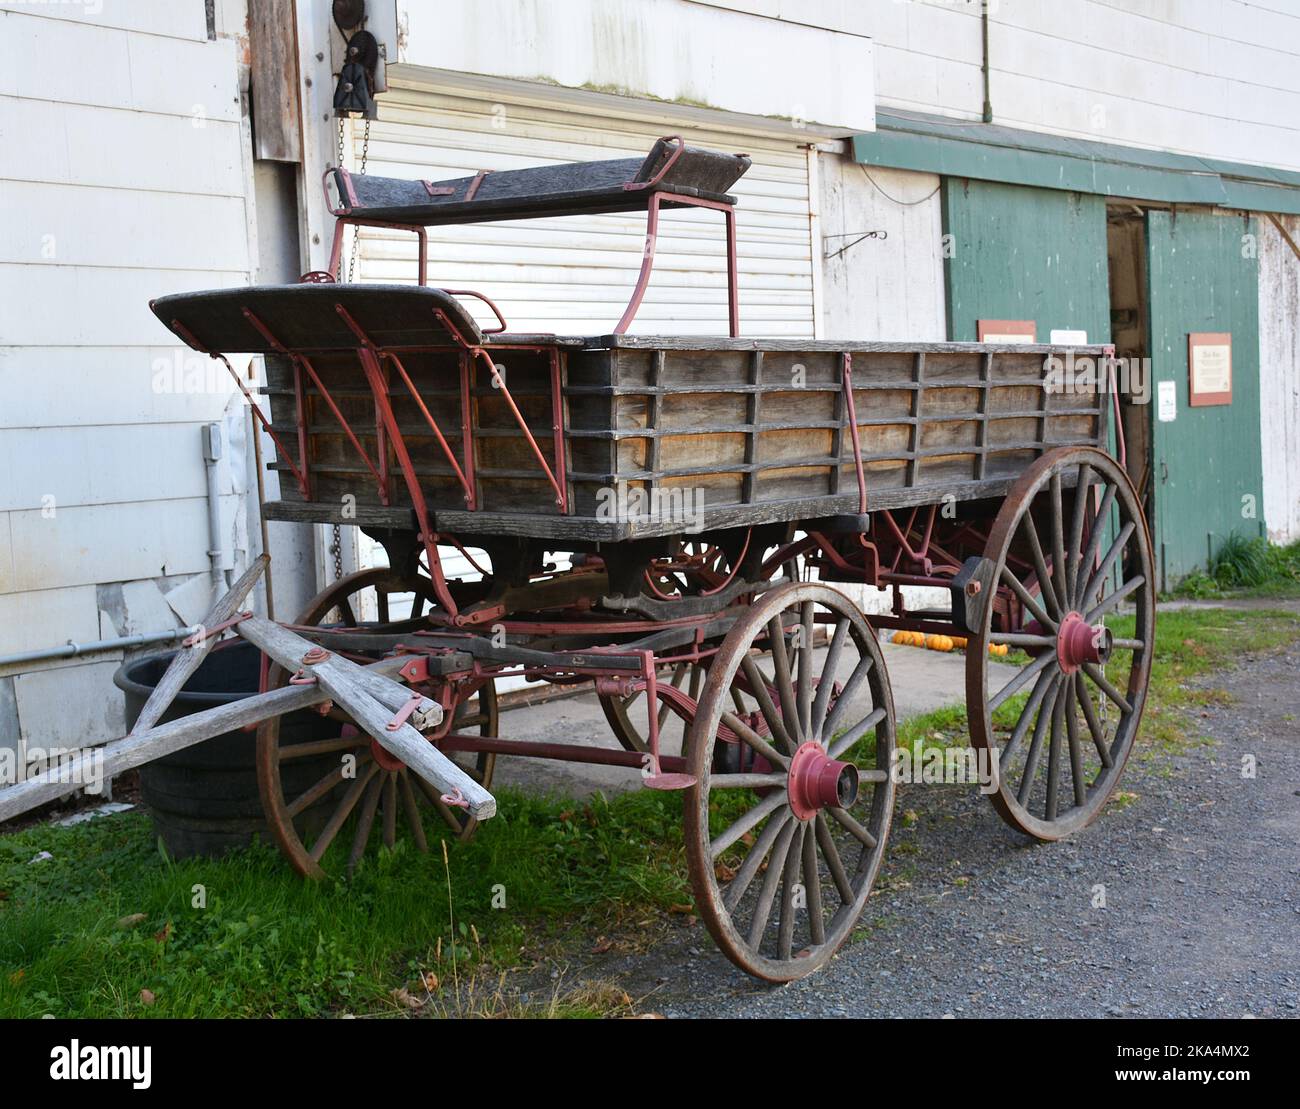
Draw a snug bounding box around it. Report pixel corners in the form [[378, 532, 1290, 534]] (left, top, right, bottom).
[[684, 582, 895, 982], [967, 447, 1155, 841], [256, 568, 497, 880]]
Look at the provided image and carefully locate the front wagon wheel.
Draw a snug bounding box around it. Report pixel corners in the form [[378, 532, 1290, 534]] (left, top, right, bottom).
[[684, 582, 895, 982], [256, 568, 497, 879], [966, 447, 1155, 841]]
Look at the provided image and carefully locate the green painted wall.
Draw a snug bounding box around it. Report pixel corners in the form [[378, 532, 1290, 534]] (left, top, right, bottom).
[[942, 179, 1111, 345], [1146, 210, 1265, 587]]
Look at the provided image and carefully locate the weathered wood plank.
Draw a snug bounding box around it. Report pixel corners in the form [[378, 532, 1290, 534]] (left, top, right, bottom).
[[236, 616, 441, 731], [129, 556, 268, 735], [233, 619, 492, 819]]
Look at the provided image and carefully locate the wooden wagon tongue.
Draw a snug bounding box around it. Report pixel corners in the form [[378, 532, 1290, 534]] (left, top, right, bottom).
[[0, 557, 495, 826]]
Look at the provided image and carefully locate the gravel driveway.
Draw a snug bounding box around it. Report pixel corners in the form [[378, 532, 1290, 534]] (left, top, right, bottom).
[[571, 640, 1300, 1018]]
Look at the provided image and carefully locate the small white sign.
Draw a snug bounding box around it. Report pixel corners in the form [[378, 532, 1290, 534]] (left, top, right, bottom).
[[1158, 380, 1177, 422], [1049, 329, 1088, 345]]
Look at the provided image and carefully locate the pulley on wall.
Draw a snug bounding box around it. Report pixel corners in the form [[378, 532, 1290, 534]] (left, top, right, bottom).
[[332, 0, 378, 118]]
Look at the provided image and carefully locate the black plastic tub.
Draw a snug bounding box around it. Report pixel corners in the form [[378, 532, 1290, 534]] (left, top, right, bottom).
[[114, 640, 342, 859]]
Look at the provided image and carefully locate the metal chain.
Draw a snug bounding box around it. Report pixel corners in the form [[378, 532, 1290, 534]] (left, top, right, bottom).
[[345, 117, 371, 284], [331, 116, 370, 583]]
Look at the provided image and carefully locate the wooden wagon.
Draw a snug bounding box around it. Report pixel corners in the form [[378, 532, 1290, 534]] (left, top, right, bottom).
[[2, 138, 1154, 982]]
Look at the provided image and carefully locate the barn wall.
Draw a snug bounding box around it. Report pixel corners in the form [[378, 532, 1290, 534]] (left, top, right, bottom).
[[817, 158, 945, 343], [0, 1, 258, 767]]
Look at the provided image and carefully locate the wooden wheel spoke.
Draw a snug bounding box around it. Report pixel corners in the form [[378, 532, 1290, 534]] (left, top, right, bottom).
[[989, 649, 1054, 715], [814, 812, 855, 905], [1065, 679, 1088, 807], [1066, 463, 1092, 606], [287, 761, 351, 818], [1082, 662, 1133, 715], [796, 602, 815, 740], [820, 656, 874, 741], [1016, 675, 1060, 807], [711, 789, 787, 860], [767, 615, 802, 743], [1001, 667, 1056, 766], [1075, 482, 1118, 603], [827, 706, 886, 760], [1050, 473, 1069, 616], [398, 771, 428, 852], [747, 818, 797, 950], [723, 808, 793, 912], [277, 735, 367, 761], [309, 762, 379, 863], [1082, 521, 1136, 609], [777, 824, 805, 960], [740, 655, 797, 753], [1000, 565, 1056, 631], [1021, 511, 1061, 620], [708, 771, 788, 790], [346, 772, 384, 873], [811, 618, 849, 741], [721, 711, 790, 770], [828, 805, 877, 849], [1075, 672, 1114, 767], [1085, 573, 1145, 625], [1044, 683, 1066, 822], [802, 820, 826, 946]]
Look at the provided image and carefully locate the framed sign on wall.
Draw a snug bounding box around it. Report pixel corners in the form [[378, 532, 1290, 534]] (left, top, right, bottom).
[[977, 319, 1036, 343], [1188, 332, 1232, 406]]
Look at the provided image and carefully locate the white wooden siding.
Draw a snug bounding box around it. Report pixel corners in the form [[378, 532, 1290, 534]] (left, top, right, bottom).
[[1259, 214, 1300, 543], [0, 3, 254, 762], [817, 157, 945, 342], [352, 77, 816, 338]]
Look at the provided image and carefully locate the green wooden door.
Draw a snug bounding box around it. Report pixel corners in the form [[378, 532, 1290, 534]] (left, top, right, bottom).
[[1146, 209, 1265, 589], [942, 179, 1111, 344]]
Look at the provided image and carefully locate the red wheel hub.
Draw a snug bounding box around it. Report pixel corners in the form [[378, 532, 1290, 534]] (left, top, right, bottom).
[[370, 736, 406, 772], [1056, 611, 1112, 673], [787, 741, 859, 821]]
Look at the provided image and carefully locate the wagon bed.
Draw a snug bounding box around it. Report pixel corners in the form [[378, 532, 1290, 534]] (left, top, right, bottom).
[[152, 285, 1112, 543]]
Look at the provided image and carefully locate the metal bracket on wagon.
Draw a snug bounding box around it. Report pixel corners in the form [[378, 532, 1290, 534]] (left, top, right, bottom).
[[950, 556, 997, 634]]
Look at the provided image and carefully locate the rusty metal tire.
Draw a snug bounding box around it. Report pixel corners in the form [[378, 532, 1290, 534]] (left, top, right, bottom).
[[256, 567, 497, 880], [684, 581, 895, 982], [966, 446, 1155, 841]]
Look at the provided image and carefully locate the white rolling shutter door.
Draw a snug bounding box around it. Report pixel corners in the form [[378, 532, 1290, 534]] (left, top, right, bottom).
[[350, 79, 816, 338]]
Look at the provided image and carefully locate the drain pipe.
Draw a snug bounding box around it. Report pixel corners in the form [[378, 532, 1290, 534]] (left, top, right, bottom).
[[202, 422, 230, 593], [981, 0, 994, 123], [0, 625, 202, 670]]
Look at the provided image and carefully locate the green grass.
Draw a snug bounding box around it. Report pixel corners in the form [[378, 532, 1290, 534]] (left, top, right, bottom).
[[0, 787, 689, 1018], [1173, 536, 1300, 599], [3, 606, 1298, 1018]]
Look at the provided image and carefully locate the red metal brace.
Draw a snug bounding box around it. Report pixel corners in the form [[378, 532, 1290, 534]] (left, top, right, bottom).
[[439, 788, 470, 810], [386, 691, 425, 732]]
